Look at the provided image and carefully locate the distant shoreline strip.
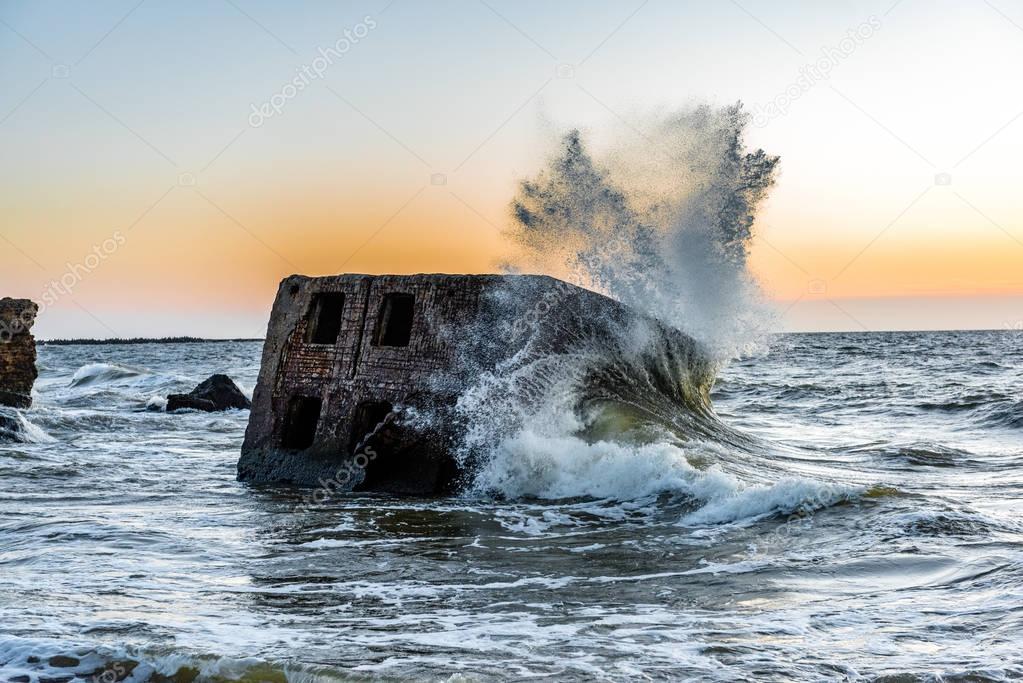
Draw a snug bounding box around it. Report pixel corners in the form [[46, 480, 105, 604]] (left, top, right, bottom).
[[37, 337, 264, 346]]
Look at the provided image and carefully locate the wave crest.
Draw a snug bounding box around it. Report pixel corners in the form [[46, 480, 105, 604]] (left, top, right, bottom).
[[69, 362, 147, 387]]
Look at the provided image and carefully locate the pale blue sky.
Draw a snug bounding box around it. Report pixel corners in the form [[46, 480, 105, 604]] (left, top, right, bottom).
[[2, 0, 1023, 337]]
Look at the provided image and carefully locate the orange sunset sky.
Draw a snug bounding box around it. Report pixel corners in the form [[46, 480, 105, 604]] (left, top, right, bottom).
[[2, 0, 1022, 338]]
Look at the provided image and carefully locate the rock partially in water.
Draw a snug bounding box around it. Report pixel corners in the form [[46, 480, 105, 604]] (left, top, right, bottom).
[[0, 298, 39, 409], [167, 374, 251, 413], [46, 655, 79, 668], [83, 660, 138, 682]]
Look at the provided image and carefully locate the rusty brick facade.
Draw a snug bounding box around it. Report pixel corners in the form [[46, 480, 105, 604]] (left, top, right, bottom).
[[0, 298, 39, 409], [239, 274, 565, 493]]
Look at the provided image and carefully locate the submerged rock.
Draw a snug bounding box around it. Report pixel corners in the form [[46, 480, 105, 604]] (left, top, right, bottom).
[[0, 298, 39, 409], [167, 374, 251, 412]]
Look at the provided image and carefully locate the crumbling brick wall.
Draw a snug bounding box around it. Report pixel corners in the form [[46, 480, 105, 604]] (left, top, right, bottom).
[[239, 274, 580, 492], [0, 298, 39, 409], [239, 274, 507, 492]]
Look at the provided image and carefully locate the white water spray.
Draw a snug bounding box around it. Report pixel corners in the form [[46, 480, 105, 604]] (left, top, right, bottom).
[[504, 103, 779, 361], [454, 104, 793, 506]]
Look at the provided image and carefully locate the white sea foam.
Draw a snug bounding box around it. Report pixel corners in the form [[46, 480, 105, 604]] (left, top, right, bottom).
[[472, 428, 861, 524], [146, 395, 168, 411], [680, 477, 863, 526]]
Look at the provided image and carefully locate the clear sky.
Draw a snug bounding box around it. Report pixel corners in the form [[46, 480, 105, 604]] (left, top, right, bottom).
[[2, 0, 1022, 338]]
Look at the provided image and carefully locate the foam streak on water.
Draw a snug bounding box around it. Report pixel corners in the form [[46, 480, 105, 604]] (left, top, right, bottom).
[[1, 334, 1022, 681]]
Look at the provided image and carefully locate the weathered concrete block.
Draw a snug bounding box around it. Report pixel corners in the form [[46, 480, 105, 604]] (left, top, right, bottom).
[[0, 298, 39, 409], [238, 274, 711, 495]]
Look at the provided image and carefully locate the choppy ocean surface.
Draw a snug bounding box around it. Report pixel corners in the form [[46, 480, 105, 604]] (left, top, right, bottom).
[[1, 331, 1021, 681]]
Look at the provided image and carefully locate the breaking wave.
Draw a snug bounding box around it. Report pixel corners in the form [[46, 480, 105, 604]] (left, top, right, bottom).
[[444, 103, 846, 521], [61, 363, 216, 413], [146, 395, 169, 411], [469, 429, 866, 524], [69, 362, 147, 387]]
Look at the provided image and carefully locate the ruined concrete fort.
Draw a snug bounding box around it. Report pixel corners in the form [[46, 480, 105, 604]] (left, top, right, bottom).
[[239, 273, 709, 496], [0, 298, 39, 409]]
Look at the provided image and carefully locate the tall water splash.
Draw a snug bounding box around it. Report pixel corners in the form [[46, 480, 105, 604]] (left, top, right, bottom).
[[504, 103, 779, 361], [451, 103, 785, 501]]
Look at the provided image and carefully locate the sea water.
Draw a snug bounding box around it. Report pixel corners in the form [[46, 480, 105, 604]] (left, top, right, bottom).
[[1, 332, 1021, 681]]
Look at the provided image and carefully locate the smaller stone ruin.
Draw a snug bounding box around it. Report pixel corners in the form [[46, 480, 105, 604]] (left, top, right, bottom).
[[0, 298, 39, 409]]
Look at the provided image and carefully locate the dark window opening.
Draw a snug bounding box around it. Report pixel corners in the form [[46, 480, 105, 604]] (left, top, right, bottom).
[[305, 293, 346, 345], [282, 395, 322, 450], [373, 293, 414, 347], [348, 399, 461, 495], [349, 400, 404, 492], [348, 400, 392, 455]]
